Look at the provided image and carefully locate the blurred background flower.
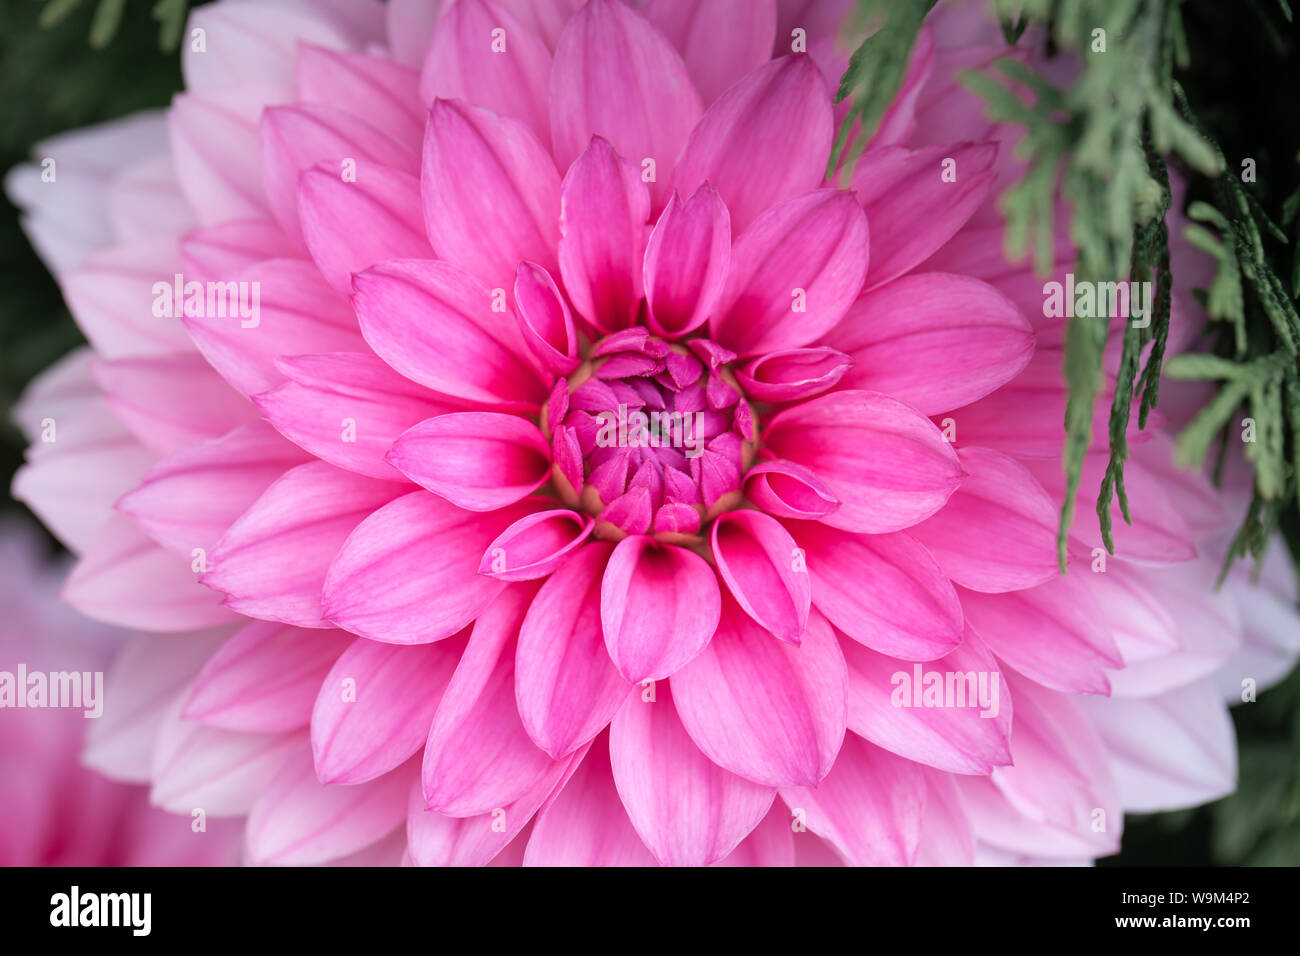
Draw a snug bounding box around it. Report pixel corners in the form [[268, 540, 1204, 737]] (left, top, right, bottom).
[[0, 517, 241, 864]]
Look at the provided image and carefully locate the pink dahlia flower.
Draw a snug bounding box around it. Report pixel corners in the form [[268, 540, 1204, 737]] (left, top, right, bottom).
[[0, 521, 240, 865], [7, 0, 1296, 866]]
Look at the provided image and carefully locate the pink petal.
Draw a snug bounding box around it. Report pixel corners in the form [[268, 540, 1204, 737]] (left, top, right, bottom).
[[737, 402, 759, 445], [150, 709, 304, 816], [323, 490, 528, 644], [961, 577, 1123, 696], [953, 349, 1156, 460], [12, 397, 153, 554], [479, 509, 594, 581], [742, 459, 839, 521], [735, 347, 850, 403], [105, 153, 196, 244], [712, 509, 810, 644], [713, 802, 796, 866], [299, 161, 430, 296], [909, 446, 1059, 593], [12, 349, 99, 444], [92, 353, 258, 455], [643, 0, 778, 105], [516, 542, 634, 757], [851, 142, 997, 289], [185, 258, 367, 398], [6, 114, 167, 274], [955, 671, 1120, 859], [260, 103, 418, 245], [549, 0, 702, 203], [507, 0, 586, 50], [643, 184, 731, 338], [1078, 680, 1235, 812], [422, 99, 560, 289], [780, 733, 926, 866], [61, 239, 194, 358], [181, 218, 299, 282], [554, 420, 588, 495], [910, 34, 1007, 144], [419, 0, 553, 144], [763, 390, 963, 533], [388, 0, 444, 67], [795, 522, 964, 661], [670, 600, 846, 787], [169, 92, 268, 225], [329, 828, 409, 867], [352, 258, 548, 410], [600, 536, 722, 682], [1027, 452, 1199, 565], [523, 735, 658, 865], [409, 810, 518, 867], [423, 583, 566, 815], [1134, 432, 1226, 540], [545, 377, 571, 433], [1105, 560, 1240, 697], [841, 624, 1012, 774], [185, 622, 353, 733], [387, 412, 552, 511], [1084, 563, 1181, 669], [246, 749, 415, 865], [827, 273, 1034, 415], [63, 514, 237, 631], [671, 53, 831, 232], [116, 421, 311, 556], [255, 351, 453, 481], [311, 635, 463, 784], [296, 45, 425, 151], [407, 747, 581, 866], [204, 462, 404, 628], [610, 682, 775, 866], [514, 261, 580, 374], [710, 189, 868, 355], [556, 136, 650, 332], [653, 502, 701, 536], [913, 767, 975, 866], [774, 2, 854, 63], [181, 2, 352, 94], [84, 631, 228, 783]]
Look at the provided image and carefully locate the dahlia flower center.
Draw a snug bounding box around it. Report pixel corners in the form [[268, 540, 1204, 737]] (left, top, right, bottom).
[[547, 331, 757, 541]]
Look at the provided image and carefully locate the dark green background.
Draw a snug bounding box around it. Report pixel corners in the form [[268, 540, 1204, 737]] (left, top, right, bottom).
[[1, 0, 1295, 865]]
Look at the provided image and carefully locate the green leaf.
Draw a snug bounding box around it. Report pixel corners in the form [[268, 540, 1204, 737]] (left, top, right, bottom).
[[1164, 353, 1252, 381], [829, 0, 938, 182], [88, 0, 126, 49], [38, 0, 83, 29], [152, 0, 188, 53], [1174, 375, 1251, 468]]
